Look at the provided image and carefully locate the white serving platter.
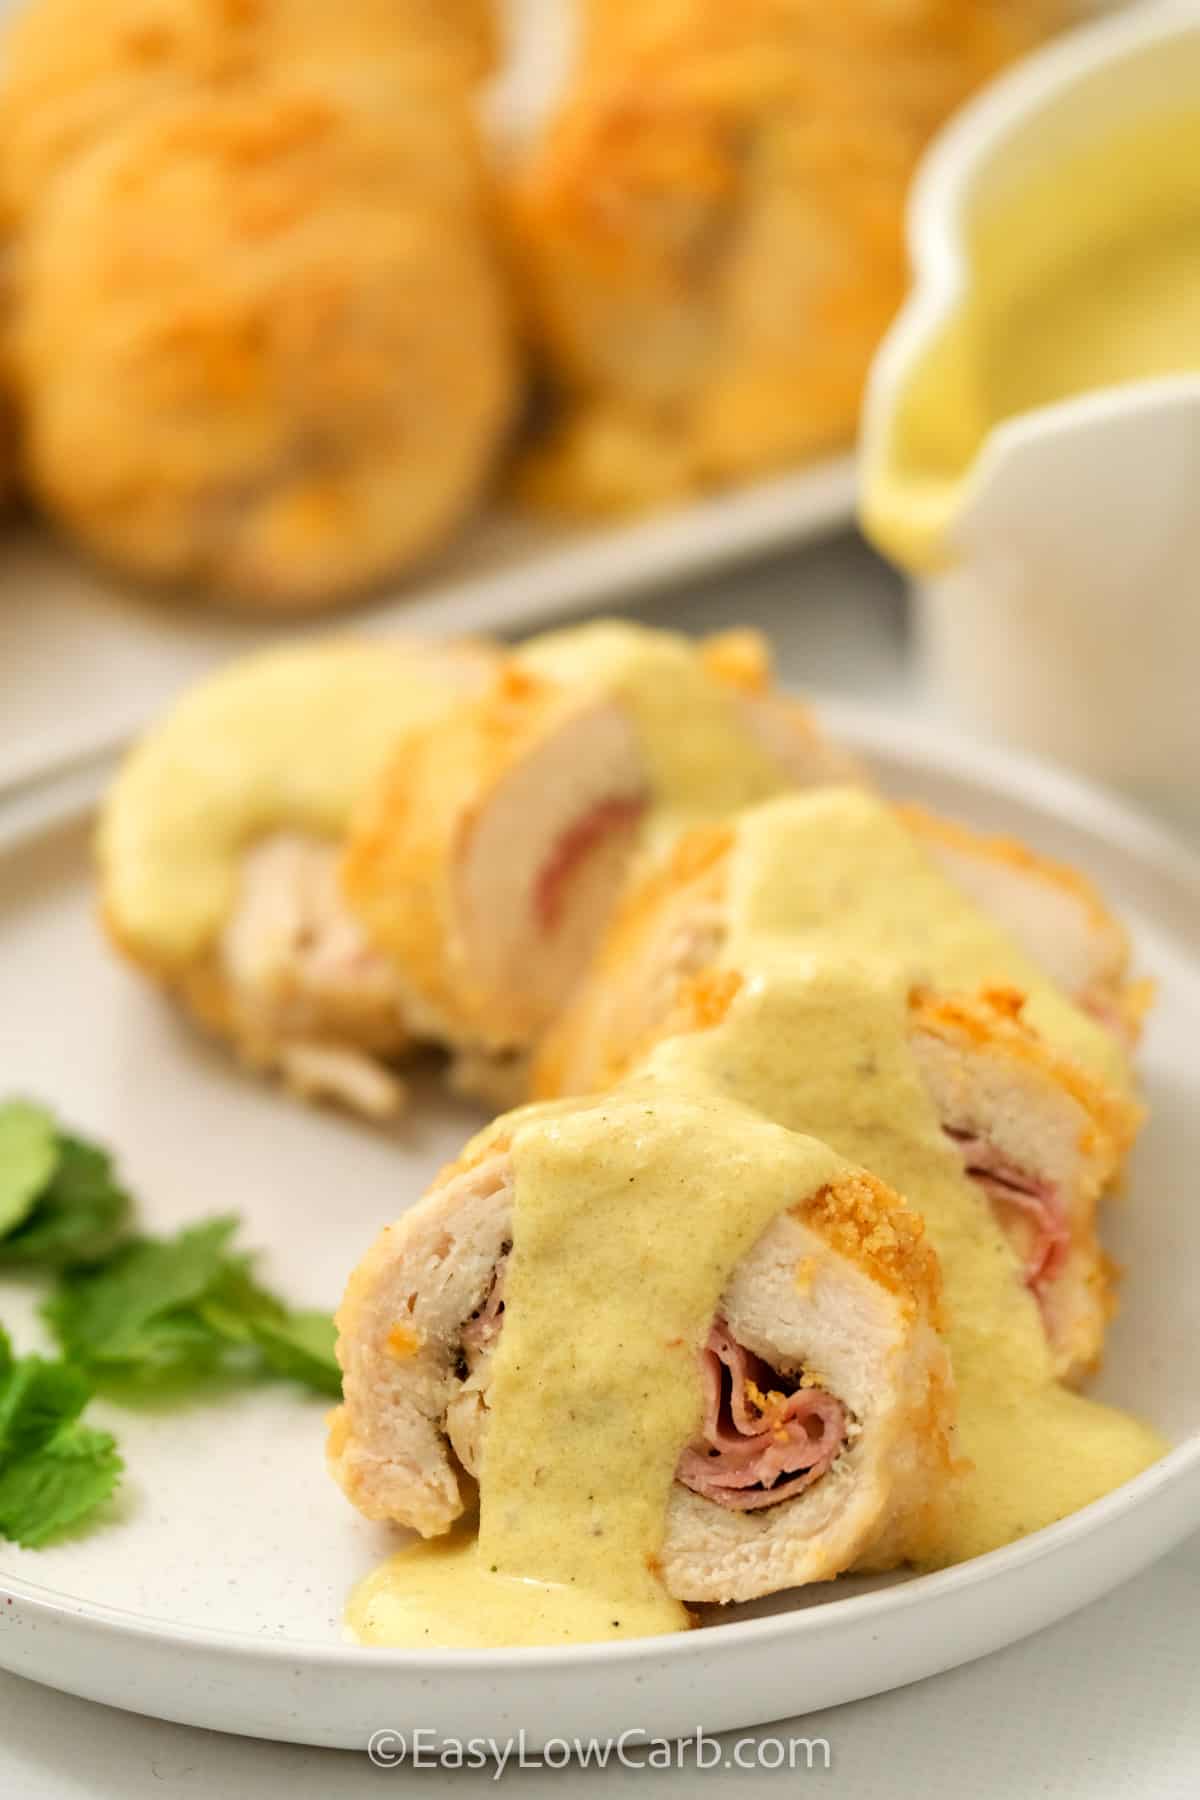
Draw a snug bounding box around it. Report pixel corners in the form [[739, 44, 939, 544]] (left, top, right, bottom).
[[0, 705, 1198, 1752]]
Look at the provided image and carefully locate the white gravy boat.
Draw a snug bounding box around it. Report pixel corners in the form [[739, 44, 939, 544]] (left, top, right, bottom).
[[860, 2, 1200, 820]]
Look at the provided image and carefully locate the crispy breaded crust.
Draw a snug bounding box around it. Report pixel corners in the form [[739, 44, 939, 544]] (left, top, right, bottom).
[[11, 67, 515, 609], [899, 804, 1129, 942], [802, 1169, 943, 1327], [900, 803, 1149, 1044], [0, 0, 498, 219], [531, 821, 732, 1097], [342, 666, 582, 1040], [909, 987, 1144, 1165], [697, 628, 772, 695], [508, 2, 1067, 516]]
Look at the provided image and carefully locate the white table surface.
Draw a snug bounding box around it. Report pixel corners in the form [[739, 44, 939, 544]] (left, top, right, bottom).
[[3, 532, 1197, 1794]]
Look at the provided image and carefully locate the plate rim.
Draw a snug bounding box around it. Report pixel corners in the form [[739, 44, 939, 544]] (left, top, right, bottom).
[[3, 702, 1199, 1675]]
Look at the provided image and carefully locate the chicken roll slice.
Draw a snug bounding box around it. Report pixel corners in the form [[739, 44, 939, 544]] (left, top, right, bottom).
[[534, 822, 1141, 1383], [328, 1128, 954, 1602], [900, 805, 1149, 1043], [536, 791, 1143, 1102], [97, 638, 496, 1115], [342, 665, 651, 1061], [342, 620, 859, 1073]]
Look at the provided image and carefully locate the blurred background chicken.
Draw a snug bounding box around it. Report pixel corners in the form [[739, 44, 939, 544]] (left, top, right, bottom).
[[0, 0, 514, 608], [0, 0, 498, 220], [0, 0, 1078, 604], [509, 0, 1070, 516], [7, 65, 516, 607]]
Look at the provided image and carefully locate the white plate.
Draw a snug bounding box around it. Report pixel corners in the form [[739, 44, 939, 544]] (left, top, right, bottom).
[[1, 706, 1198, 1751]]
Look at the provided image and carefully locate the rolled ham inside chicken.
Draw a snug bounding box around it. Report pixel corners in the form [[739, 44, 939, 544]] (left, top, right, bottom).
[[342, 623, 859, 1073], [342, 671, 651, 1060], [534, 805, 1142, 1382], [329, 1129, 954, 1604], [908, 991, 1136, 1383]]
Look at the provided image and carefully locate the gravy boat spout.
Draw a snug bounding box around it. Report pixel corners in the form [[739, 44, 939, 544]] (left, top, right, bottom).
[[859, 2, 1200, 811]]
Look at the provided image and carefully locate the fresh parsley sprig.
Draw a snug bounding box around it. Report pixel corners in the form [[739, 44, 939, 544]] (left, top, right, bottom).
[[45, 1218, 341, 1397], [0, 1326, 122, 1547], [0, 1100, 132, 1267], [0, 1099, 343, 1550]]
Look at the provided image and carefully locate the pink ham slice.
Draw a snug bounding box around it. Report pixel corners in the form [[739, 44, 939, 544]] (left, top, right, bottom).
[[675, 1321, 847, 1512], [458, 1271, 847, 1513], [534, 793, 647, 933], [944, 1127, 1070, 1296]]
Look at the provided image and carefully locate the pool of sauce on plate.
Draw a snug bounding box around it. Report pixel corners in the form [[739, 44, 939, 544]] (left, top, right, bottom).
[[349, 790, 1164, 1647]]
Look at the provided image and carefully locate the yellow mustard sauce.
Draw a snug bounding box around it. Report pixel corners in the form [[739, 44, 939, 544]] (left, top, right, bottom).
[[650, 970, 1162, 1564], [518, 621, 791, 819], [864, 110, 1200, 572], [348, 794, 1163, 1646], [348, 1519, 688, 1648], [703, 794, 1165, 1554], [98, 642, 484, 962], [728, 791, 1131, 1093]]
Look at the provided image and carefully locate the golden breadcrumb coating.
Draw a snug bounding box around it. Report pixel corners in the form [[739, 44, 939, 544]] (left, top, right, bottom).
[[9, 68, 516, 608], [534, 829, 1132, 1381], [0, 0, 498, 219], [509, 1, 1069, 515], [908, 987, 1144, 1166], [342, 665, 584, 1041], [899, 802, 1152, 1041], [899, 804, 1128, 941], [803, 1169, 944, 1325], [531, 821, 732, 1098]]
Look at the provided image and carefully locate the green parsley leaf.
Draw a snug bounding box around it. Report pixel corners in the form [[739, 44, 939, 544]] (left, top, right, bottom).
[[0, 1343, 120, 1549], [45, 1218, 240, 1368], [0, 1423, 122, 1548], [0, 1355, 91, 1461], [193, 1256, 287, 1345], [248, 1309, 341, 1398], [0, 1135, 133, 1268], [42, 1219, 337, 1396], [0, 1101, 59, 1239], [192, 1258, 340, 1396]]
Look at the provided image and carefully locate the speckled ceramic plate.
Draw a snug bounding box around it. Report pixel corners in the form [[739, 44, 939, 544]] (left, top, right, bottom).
[[1, 705, 1199, 1750]]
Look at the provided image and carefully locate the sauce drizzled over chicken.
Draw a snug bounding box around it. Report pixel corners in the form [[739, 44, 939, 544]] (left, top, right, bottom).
[[333, 788, 1163, 1649]]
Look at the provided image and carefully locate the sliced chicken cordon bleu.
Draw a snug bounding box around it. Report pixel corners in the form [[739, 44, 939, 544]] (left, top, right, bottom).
[[901, 805, 1149, 1045], [534, 804, 1142, 1382], [97, 638, 496, 1115], [328, 1102, 955, 1604], [341, 621, 859, 1076]]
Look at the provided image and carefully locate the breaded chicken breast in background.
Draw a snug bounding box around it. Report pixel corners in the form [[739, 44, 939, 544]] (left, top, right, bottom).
[[508, 0, 1070, 516], [8, 65, 518, 608], [0, 0, 499, 221]]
